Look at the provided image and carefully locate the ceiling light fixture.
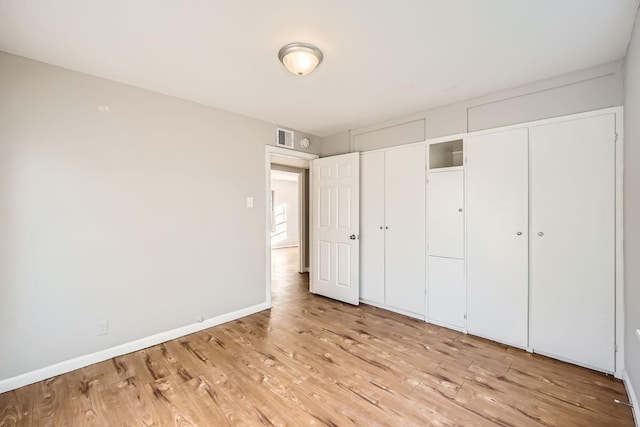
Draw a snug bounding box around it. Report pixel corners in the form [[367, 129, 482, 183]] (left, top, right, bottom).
[[278, 43, 323, 76]]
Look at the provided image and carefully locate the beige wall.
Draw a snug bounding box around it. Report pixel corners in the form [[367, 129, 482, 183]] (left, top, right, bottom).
[[624, 7, 640, 409], [0, 51, 318, 383], [320, 61, 623, 154]]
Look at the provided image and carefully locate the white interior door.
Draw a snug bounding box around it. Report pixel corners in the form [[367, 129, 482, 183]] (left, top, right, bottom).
[[360, 152, 385, 304], [311, 152, 360, 305], [428, 170, 464, 258], [466, 128, 529, 348], [530, 114, 615, 372], [384, 144, 426, 316]]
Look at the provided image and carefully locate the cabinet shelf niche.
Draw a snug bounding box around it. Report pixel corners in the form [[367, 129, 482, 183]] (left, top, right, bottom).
[[429, 139, 463, 169]]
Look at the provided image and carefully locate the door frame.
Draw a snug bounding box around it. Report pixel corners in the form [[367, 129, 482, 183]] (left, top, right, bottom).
[[265, 146, 318, 308]]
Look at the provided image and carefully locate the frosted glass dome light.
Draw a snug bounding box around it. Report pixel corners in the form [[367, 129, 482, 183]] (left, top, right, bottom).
[[278, 43, 323, 76]]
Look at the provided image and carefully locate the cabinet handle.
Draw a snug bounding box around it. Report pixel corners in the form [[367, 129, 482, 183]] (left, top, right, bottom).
[[517, 232, 522, 236], [538, 232, 544, 236]]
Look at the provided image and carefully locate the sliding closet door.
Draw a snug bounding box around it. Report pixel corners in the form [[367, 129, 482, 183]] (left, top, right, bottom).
[[384, 144, 426, 316], [530, 114, 615, 372], [466, 128, 529, 348]]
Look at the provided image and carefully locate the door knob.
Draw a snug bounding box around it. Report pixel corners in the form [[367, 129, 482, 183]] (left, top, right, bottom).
[[538, 232, 544, 236], [458, 208, 463, 212], [379, 226, 383, 229], [516, 232, 522, 236], [349, 235, 357, 240]]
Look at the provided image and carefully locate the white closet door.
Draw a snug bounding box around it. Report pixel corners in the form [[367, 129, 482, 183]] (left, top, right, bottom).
[[530, 114, 615, 372], [384, 144, 426, 316], [359, 152, 385, 304], [466, 128, 529, 348], [428, 256, 465, 329], [427, 170, 464, 258]]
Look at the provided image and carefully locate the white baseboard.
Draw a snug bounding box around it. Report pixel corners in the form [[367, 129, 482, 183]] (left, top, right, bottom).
[[0, 301, 270, 394], [623, 370, 640, 426]]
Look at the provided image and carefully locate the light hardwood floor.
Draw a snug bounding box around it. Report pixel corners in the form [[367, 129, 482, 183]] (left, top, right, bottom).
[[0, 247, 634, 426]]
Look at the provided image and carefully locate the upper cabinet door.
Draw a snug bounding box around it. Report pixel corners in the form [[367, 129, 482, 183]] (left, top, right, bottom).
[[384, 144, 426, 316], [530, 114, 615, 372], [465, 128, 529, 348], [359, 151, 385, 304], [427, 170, 464, 259]]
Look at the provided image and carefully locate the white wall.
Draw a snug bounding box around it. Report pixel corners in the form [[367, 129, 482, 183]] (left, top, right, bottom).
[[624, 6, 640, 413], [320, 61, 623, 154], [270, 175, 299, 248], [0, 51, 319, 385]]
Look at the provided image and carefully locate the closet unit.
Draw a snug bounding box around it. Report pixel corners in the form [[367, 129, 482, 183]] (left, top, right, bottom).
[[426, 138, 466, 330], [465, 111, 617, 372], [360, 143, 426, 318]]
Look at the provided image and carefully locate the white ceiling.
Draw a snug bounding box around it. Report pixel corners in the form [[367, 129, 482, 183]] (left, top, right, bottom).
[[0, 1, 637, 137]]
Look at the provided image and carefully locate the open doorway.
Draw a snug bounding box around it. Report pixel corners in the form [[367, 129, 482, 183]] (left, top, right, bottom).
[[265, 146, 318, 307]]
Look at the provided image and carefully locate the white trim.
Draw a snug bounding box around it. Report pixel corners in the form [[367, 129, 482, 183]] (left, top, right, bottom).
[[623, 370, 640, 426], [615, 109, 625, 379], [271, 244, 299, 249], [0, 302, 270, 394], [267, 145, 318, 160], [298, 170, 307, 274]]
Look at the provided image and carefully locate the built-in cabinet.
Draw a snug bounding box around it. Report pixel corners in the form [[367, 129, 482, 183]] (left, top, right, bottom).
[[357, 108, 620, 375], [360, 144, 426, 318], [426, 138, 465, 330], [465, 112, 616, 372]]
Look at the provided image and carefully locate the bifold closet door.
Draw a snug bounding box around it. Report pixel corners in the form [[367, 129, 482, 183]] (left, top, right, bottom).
[[466, 128, 529, 348], [384, 144, 426, 316], [530, 114, 615, 372], [359, 152, 385, 304]]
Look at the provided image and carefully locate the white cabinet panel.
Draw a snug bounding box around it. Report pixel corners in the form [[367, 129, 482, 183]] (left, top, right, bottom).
[[360, 152, 385, 304], [427, 170, 464, 258], [530, 114, 615, 372], [427, 256, 465, 329], [466, 128, 529, 348], [384, 145, 426, 315]]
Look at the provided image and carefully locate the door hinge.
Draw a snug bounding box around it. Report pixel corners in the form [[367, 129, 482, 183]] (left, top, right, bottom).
[[464, 314, 467, 319], [615, 132, 619, 142], [615, 343, 619, 353]]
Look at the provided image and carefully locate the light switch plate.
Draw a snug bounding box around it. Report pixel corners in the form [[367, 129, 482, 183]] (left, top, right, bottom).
[[246, 197, 254, 208]]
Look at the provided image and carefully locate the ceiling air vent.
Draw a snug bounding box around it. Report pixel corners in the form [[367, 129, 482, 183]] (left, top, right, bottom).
[[276, 128, 294, 149]]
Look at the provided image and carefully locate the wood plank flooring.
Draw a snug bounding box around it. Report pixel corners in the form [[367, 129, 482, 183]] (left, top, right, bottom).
[[0, 247, 634, 426]]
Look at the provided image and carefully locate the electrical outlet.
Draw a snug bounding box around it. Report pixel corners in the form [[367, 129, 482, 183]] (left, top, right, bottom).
[[97, 320, 109, 336]]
